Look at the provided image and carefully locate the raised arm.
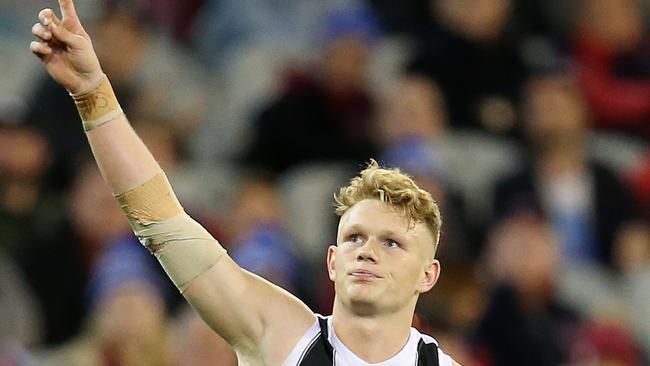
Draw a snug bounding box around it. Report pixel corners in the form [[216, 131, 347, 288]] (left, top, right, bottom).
[[30, 1, 157, 191], [30, 1, 315, 363]]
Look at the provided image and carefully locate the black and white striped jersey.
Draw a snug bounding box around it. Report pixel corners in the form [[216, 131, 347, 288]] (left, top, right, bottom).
[[282, 315, 454, 366]]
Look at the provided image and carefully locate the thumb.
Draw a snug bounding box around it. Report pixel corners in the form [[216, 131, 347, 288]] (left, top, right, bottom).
[[49, 21, 84, 48]]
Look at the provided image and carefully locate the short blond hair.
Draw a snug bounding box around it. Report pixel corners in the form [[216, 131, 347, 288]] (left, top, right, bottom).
[[334, 160, 442, 251]]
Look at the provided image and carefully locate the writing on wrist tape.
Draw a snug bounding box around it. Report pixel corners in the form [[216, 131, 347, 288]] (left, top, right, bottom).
[[71, 74, 124, 131]]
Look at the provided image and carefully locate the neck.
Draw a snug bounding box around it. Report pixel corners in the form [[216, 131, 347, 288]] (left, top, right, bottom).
[[331, 297, 416, 363]]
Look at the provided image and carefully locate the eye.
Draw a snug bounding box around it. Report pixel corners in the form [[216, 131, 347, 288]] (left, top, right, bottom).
[[348, 234, 364, 244], [385, 239, 400, 249]]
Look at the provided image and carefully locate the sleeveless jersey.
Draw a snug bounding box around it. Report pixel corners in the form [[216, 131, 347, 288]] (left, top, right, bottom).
[[282, 315, 454, 366]]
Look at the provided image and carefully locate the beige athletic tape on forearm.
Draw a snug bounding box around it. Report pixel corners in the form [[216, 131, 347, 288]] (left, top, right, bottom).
[[135, 213, 226, 292], [71, 74, 124, 131], [116, 172, 226, 292], [116, 172, 184, 225]]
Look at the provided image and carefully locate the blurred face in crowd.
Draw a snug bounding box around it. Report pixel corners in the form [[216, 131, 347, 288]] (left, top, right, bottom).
[[67, 163, 129, 244], [0, 127, 50, 181], [174, 310, 238, 366], [613, 222, 650, 273], [523, 76, 588, 150], [229, 180, 283, 243], [579, 0, 645, 51], [433, 0, 512, 42], [485, 213, 559, 296], [328, 199, 440, 316], [95, 283, 166, 342], [321, 35, 370, 95], [90, 282, 170, 366], [92, 12, 147, 82], [380, 75, 448, 144]]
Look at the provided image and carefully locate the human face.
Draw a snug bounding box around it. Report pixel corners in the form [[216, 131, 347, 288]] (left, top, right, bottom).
[[524, 77, 587, 147], [327, 199, 440, 315], [95, 283, 166, 344]]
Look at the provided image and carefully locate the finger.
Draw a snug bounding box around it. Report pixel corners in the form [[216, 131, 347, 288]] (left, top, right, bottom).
[[38, 8, 61, 27], [49, 21, 82, 47], [32, 23, 53, 42], [58, 0, 81, 27], [30, 40, 53, 58]]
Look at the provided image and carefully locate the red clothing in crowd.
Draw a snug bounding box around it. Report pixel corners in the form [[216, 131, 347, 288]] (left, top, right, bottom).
[[574, 31, 650, 134]]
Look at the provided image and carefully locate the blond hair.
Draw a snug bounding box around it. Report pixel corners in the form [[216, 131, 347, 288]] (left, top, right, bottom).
[[334, 160, 442, 251]]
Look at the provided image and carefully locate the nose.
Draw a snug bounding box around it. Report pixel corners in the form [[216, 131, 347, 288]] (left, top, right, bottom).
[[356, 238, 379, 263]]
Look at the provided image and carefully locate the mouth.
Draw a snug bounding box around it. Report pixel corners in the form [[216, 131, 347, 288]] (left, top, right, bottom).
[[349, 269, 382, 280]]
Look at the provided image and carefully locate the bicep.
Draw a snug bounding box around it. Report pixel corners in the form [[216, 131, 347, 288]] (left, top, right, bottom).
[[183, 254, 316, 354]]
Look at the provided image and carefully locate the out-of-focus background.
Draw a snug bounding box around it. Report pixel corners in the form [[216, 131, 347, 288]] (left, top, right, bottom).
[[1, 0, 650, 365]]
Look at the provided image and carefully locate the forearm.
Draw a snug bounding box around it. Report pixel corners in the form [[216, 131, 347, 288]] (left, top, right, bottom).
[[68, 74, 161, 194], [66, 73, 226, 293], [86, 114, 162, 194]]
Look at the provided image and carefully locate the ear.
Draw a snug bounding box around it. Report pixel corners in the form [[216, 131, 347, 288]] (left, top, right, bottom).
[[326, 245, 337, 282], [416, 259, 440, 294]]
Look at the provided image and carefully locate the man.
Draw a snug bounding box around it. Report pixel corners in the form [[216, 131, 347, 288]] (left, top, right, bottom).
[[30, 1, 459, 365]]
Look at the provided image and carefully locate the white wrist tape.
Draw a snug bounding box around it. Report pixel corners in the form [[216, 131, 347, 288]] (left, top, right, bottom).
[[116, 172, 226, 292]]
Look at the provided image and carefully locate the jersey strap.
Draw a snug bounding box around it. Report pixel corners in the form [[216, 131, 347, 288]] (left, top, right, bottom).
[[297, 317, 441, 365], [297, 317, 334, 365], [416, 339, 440, 366]]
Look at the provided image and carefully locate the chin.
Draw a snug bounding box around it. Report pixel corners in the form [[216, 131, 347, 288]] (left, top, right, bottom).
[[347, 282, 378, 297], [345, 288, 382, 311], [347, 297, 380, 316]]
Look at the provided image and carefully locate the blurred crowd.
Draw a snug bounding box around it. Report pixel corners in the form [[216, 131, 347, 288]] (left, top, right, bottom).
[[1, 0, 650, 365]]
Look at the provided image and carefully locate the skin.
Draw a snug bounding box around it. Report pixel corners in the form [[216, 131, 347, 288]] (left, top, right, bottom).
[[328, 199, 441, 362], [30, 2, 459, 365]]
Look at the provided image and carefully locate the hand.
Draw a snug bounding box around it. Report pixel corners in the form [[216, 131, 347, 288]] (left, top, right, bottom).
[[30, 0, 104, 94]]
